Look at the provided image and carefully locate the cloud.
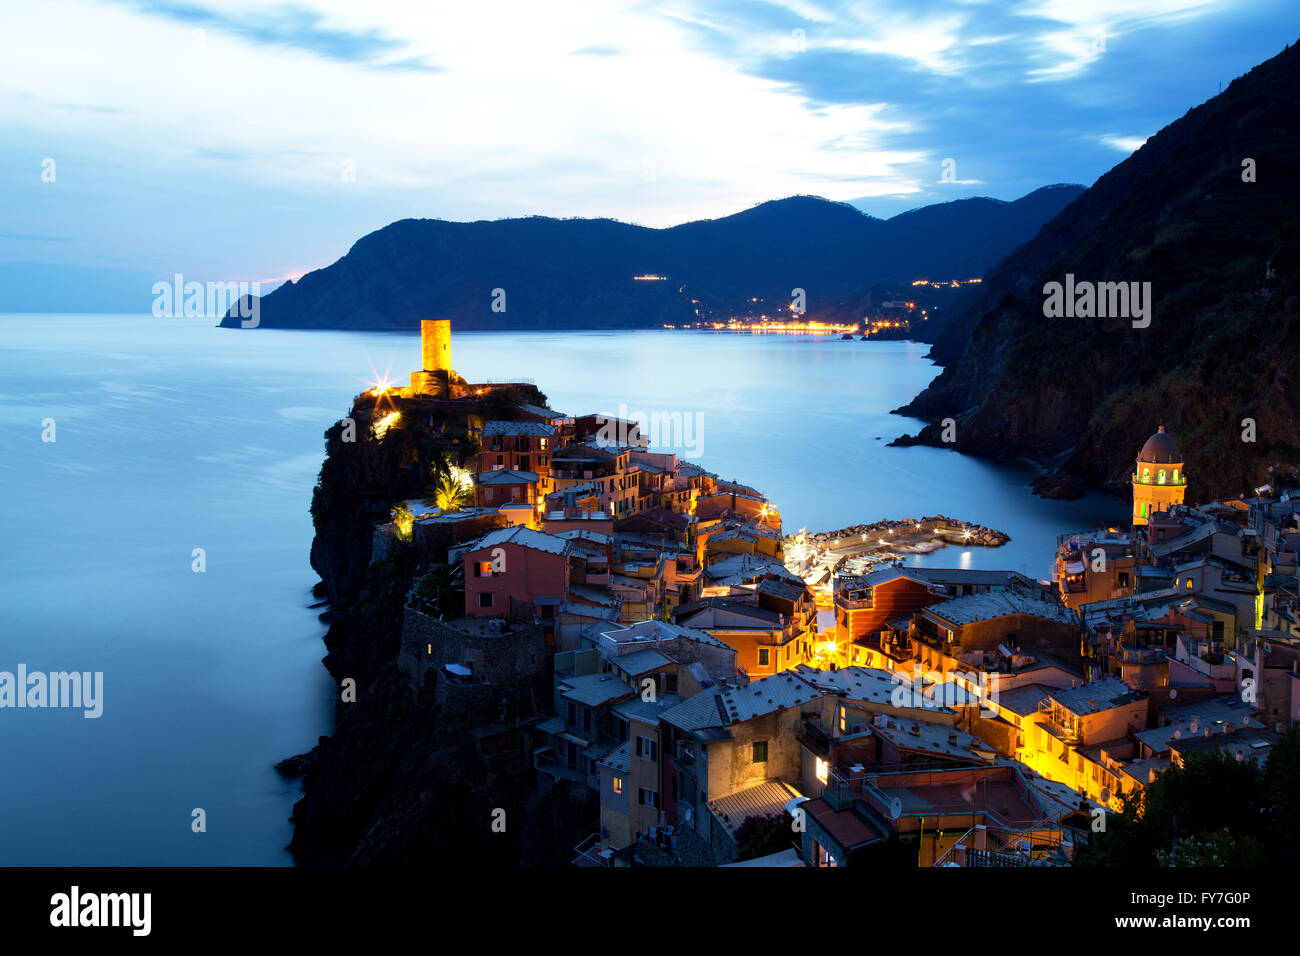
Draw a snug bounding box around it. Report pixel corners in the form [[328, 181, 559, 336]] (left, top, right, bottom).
[[1100, 134, 1149, 152], [55, 102, 126, 114], [192, 147, 248, 160], [112, 0, 440, 70]]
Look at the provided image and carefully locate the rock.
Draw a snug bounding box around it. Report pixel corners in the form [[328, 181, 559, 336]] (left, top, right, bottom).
[[1030, 471, 1087, 500], [275, 750, 318, 779]]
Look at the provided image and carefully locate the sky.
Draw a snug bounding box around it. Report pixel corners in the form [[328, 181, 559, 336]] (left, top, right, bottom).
[[2, 0, 1296, 309]]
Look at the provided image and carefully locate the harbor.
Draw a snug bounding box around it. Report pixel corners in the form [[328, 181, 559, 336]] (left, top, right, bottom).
[[784, 515, 1011, 603]]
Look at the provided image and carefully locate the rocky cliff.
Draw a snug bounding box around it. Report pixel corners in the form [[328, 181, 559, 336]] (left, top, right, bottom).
[[893, 41, 1300, 501]]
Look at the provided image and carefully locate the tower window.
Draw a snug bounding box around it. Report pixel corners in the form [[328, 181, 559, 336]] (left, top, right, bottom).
[[1158, 469, 1166, 484]]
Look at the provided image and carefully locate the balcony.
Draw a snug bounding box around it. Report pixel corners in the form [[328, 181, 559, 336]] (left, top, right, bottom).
[[572, 833, 614, 867], [798, 719, 832, 758], [933, 823, 1068, 867], [1036, 703, 1082, 745], [533, 746, 586, 785], [1117, 646, 1166, 665]]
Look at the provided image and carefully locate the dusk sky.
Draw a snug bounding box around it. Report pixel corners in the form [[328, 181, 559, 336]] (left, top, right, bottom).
[[3, 0, 1296, 307]]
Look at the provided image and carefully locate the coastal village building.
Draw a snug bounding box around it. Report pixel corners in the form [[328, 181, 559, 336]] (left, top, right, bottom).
[[481, 420, 557, 496], [910, 591, 1085, 680], [1053, 528, 1138, 610], [835, 566, 1041, 659]]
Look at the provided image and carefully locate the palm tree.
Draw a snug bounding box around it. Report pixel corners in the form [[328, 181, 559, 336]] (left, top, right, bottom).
[[431, 368, 455, 400], [426, 465, 474, 512]]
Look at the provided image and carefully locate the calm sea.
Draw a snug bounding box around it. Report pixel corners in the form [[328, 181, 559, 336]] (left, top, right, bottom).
[[0, 315, 1126, 864]]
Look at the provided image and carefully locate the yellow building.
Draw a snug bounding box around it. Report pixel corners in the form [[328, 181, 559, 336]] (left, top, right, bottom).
[[1132, 425, 1187, 526], [409, 318, 453, 393]]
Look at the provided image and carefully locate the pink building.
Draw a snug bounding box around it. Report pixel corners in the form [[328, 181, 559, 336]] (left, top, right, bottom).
[[462, 526, 571, 621]]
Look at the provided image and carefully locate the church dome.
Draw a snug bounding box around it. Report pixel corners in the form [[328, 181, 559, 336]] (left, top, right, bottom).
[[1138, 425, 1181, 464]]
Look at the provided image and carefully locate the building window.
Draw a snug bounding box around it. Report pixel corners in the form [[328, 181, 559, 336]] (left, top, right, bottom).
[[478, 591, 493, 608], [636, 736, 657, 761], [613, 776, 623, 795], [757, 648, 770, 667], [1118, 572, 1130, 588], [1158, 469, 1166, 484], [753, 741, 768, 763], [638, 788, 659, 808], [815, 757, 828, 784]]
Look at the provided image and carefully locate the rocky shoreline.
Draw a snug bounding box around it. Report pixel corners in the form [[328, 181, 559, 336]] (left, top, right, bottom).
[[788, 514, 1010, 549]]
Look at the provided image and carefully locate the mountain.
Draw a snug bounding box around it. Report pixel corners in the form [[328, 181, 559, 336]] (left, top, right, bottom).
[[893, 41, 1300, 502], [218, 186, 1082, 332]]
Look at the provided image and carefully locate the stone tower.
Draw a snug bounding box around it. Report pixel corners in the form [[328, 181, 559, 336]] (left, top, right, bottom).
[[410, 319, 452, 393], [1132, 425, 1187, 525], [421, 319, 451, 373]]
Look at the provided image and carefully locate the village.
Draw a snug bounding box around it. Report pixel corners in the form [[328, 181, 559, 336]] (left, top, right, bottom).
[[366, 320, 1300, 868]]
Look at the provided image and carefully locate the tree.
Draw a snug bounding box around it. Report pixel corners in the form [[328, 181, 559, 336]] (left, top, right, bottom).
[[734, 814, 795, 861], [425, 467, 473, 512], [428, 368, 467, 399], [1074, 732, 1300, 867]]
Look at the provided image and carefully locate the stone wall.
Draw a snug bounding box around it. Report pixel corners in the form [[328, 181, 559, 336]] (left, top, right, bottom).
[[400, 605, 549, 701]]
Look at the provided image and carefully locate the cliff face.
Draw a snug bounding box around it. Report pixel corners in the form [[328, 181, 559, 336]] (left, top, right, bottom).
[[220, 188, 1081, 333], [289, 385, 597, 865], [895, 41, 1300, 500]]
